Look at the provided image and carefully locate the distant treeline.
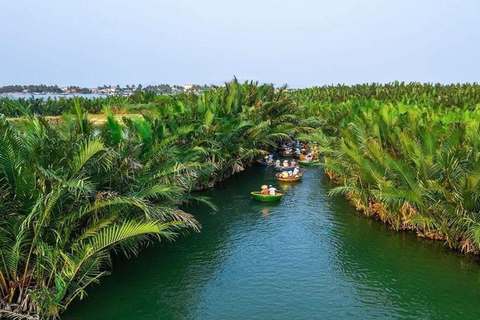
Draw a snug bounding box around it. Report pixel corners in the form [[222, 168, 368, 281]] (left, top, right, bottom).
[[0, 91, 196, 117], [0, 84, 64, 94], [3, 82, 480, 118], [0, 83, 213, 95], [292, 82, 480, 108]]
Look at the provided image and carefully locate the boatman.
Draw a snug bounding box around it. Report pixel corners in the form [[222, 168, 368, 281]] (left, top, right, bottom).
[[268, 185, 277, 195]]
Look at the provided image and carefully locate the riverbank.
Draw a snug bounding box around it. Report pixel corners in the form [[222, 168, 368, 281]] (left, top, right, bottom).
[[0, 80, 295, 319], [294, 85, 480, 255]]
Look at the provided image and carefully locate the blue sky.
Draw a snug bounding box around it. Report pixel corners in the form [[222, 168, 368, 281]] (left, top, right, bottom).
[[1, 0, 479, 87]]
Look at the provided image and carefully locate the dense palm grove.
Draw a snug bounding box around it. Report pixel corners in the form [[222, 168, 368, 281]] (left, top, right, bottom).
[[295, 83, 480, 253], [0, 80, 294, 319], [3, 81, 480, 319]]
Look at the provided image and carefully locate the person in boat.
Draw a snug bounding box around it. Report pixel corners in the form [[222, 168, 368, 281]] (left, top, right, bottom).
[[299, 154, 306, 161], [281, 170, 289, 178], [283, 160, 289, 167], [288, 170, 293, 177], [291, 159, 296, 167], [305, 153, 313, 162], [293, 166, 300, 176], [261, 185, 269, 195], [275, 160, 281, 168], [295, 148, 301, 155], [268, 154, 274, 163], [268, 185, 277, 195]]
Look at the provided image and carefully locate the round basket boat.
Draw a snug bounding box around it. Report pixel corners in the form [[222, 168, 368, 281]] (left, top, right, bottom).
[[299, 160, 320, 167], [251, 191, 283, 202], [276, 173, 303, 182]]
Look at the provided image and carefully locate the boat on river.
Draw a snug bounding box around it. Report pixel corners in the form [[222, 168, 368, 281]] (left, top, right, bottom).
[[299, 160, 319, 167], [251, 191, 283, 201], [276, 173, 303, 182]]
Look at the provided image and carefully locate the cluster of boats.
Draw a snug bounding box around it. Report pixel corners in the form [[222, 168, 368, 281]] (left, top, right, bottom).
[[251, 142, 320, 202]]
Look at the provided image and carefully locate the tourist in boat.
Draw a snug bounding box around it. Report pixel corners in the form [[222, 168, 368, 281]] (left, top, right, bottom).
[[293, 166, 300, 176], [268, 154, 274, 163], [295, 148, 301, 155], [299, 154, 306, 161], [275, 160, 281, 168], [283, 160, 289, 167], [291, 159, 296, 167], [305, 154, 313, 162], [268, 185, 277, 195], [288, 170, 293, 177], [261, 185, 269, 195]]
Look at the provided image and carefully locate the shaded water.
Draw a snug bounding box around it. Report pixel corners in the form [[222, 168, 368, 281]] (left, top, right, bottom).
[[65, 166, 480, 319]]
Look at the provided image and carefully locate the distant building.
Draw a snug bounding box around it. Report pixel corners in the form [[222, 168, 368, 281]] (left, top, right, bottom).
[[184, 84, 196, 91]]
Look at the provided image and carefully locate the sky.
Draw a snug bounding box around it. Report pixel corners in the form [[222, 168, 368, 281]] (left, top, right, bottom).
[[1, 0, 479, 88]]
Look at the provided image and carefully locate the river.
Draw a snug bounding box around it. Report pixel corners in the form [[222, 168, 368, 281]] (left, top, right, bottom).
[[64, 165, 480, 319]]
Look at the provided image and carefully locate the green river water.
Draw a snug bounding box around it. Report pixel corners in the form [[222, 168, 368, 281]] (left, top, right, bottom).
[[65, 166, 480, 320]]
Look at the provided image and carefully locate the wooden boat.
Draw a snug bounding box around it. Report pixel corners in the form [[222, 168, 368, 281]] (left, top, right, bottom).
[[276, 173, 303, 182], [256, 160, 273, 167], [251, 191, 283, 201], [299, 160, 320, 167]]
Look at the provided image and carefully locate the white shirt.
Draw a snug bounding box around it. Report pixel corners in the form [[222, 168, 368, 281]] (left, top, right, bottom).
[[269, 187, 277, 195]]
